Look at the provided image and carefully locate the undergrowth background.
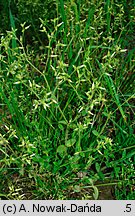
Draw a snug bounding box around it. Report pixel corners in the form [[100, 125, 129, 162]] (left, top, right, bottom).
[[0, 0, 135, 199]]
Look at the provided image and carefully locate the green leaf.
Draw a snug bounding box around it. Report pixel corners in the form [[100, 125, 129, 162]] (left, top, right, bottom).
[[9, 9, 17, 50], [57, 145, 67, 158], [65, 138, 76, 147], [95, 162, 100, 172], [58, 124, 64, 131], [58, 120, 67, 125], [93, 186, 99, 200], [92, 130, 99, 136], [74, 185, 81, 192]]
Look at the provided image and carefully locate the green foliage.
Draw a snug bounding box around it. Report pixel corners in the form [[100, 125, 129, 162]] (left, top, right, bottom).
[[0, 0, 9, 33], [0, 0, 134, 200]]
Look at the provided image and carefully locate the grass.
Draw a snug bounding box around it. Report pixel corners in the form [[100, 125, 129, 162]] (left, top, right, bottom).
[[0, 0, 135, 199]]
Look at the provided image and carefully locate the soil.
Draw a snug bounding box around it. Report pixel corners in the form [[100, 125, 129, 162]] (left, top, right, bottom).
[[98, 185, 115, 200]]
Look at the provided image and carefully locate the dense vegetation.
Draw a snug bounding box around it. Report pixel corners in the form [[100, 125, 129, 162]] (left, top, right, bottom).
[[0, 0, 135, 199]]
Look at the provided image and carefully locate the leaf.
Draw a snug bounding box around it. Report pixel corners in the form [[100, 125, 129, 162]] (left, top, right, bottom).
[[95, 162, 100, 172], [58, 120, 67, 130], [92, 130, 99, 136], [74, 185, 81, 192], [58, 124, 64, 131], [9, 9, 17, 50], [93, 186, 99, 200], [65, 138, 76, 147], [57, 145, 67, 158], [58, 120, 67, 125]]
